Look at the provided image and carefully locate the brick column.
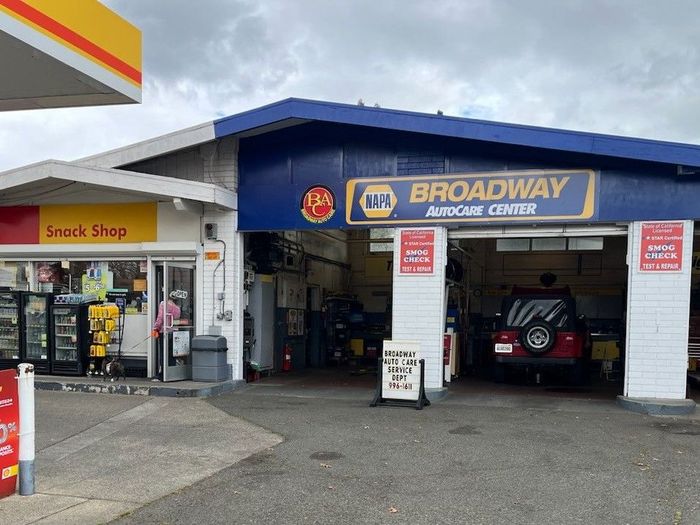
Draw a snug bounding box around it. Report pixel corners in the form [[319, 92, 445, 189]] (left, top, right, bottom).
[[391, 227, 447, 391], [624, 220, 693, 400]]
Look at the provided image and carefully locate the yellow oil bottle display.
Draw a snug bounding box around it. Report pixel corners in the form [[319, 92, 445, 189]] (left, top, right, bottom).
[[87, 303, 121, 370]]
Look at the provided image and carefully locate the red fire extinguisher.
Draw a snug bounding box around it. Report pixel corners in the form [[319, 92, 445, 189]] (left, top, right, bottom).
[[283, 344, 292, 372]]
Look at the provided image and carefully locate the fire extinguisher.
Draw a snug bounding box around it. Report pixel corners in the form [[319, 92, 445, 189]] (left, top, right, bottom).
[[283, 344, 292, 372]]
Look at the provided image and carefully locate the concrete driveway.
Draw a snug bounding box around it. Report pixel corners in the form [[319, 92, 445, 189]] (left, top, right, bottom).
[[0, 390, 281, 524]]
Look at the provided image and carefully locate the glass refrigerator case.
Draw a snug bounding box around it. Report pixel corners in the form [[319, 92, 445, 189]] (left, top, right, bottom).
[[22, 292, 52, 373], [51, 305, 84, 375], [0, 292, 21, 368]]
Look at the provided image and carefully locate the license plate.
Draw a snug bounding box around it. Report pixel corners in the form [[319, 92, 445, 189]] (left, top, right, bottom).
[[334, 351, 342, 357], [495, 343, 513, 354]]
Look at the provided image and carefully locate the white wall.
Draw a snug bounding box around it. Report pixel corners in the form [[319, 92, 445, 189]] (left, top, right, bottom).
[[157, 202, 201, 241], [391, 227, 447, 390], [135, 137, 241, 379], [134, 137, 241, 379], [200, 207, 242, 379], [625, 220, 693, 399], [123, 136, 239, 192]]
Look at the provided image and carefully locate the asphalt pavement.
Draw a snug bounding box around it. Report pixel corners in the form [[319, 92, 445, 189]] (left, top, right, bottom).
[[112, 378, 700, 525]]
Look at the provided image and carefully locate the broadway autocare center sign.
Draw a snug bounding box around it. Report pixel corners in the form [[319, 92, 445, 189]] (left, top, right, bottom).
[[382, 341, 421, 401], [639, 222, 684, 272], [0, 369, 19, 498], [398, 229, 435, 275]]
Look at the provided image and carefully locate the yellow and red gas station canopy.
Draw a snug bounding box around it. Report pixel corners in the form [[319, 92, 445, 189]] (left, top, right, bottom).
[[0, 0, 141, 110]]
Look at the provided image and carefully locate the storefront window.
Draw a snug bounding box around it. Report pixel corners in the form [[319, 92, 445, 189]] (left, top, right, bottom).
[[0, 261, 30, 290], [26, 261, 148, 310], [369, 228, 394, 253]]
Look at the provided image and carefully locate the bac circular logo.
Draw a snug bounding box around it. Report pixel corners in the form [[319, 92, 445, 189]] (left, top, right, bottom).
[[301, 186, 336, 224]]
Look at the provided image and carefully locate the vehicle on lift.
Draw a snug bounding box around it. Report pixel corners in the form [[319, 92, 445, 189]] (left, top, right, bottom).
[[492, 286, 590, 384]]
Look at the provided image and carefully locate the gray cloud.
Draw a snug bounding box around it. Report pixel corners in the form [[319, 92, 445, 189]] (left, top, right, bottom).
[[1, 0, 699, 171]]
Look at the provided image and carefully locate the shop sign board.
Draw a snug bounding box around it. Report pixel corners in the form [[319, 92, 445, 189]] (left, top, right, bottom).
[[639, 222, 684, 272], [40, 203, 157, 243], [0, 369, 19, 499], [370, 340, 430, 409], [398, 229, 435, 275], [380, 341, 421, 401], [346, 169, 597, 226], [0, 203, 157, 244]]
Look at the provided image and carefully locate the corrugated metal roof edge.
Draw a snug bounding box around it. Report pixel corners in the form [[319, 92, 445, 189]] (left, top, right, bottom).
[[213, 98, 700, 168]]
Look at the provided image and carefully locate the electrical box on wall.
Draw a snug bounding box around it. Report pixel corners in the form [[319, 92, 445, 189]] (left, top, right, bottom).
[[284, 253, 300, 269], [204, 223, 218, 240]]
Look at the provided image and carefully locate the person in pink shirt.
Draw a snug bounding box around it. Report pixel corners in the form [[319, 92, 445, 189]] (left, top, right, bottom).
[[151, 297, 181, 338], [151, 293, 182, 381]]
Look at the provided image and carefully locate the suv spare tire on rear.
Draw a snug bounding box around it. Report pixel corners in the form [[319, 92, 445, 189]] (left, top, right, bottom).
[[520, 319, 556, 355]]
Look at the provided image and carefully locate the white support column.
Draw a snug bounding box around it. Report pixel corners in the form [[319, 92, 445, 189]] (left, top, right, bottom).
[[200, 208, 241, 380], [18, 363, 35, 496], [391, 227, 447, 392], [624, 220, 694, 401]]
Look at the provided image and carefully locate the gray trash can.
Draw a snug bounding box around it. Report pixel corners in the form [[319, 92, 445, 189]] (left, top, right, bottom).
[[191, 335, 229, 382]]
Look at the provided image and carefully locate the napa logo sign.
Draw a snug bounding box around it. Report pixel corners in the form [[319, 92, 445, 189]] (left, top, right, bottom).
[[359, 184, 397, 218], [346, 169, 597, 226]]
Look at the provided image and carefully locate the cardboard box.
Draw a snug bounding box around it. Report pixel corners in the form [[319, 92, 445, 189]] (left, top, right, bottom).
[[591, 341, 620, 361], [350, 338, 364, 357]]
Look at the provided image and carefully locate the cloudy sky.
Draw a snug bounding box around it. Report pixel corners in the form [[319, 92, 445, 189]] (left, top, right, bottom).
[[1, 0, 699, 171]]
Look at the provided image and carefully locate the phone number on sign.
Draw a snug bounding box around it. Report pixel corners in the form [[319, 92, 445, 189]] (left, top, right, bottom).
[[387, 382, 414, 391]]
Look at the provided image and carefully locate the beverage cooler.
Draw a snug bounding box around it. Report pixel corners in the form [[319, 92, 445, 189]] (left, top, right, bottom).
[[22, 292, 53, 373], [51, 303, 91, 375], [0, 292, 21, 370]]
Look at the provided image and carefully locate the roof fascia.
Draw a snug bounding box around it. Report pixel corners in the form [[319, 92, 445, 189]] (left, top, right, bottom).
[[0, 160, 236, 209], [75, 121, 215, 169], [213, 98, 700, 168]]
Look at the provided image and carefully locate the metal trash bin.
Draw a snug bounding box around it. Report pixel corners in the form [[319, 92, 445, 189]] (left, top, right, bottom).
[[191, 335, 228, 382]]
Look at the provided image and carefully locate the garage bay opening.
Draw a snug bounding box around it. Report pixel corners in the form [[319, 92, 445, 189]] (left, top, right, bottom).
[[243, 229, 392, 393], [447, 225, 628, 398]]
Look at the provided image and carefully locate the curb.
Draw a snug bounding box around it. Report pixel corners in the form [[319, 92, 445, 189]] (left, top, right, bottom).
[[616, 395, 697, 416], [426, 387, 449, 402], [34, 378, 246, 398]]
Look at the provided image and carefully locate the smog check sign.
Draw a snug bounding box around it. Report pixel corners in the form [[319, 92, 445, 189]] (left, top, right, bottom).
[[399, 229, 435, 275], [639, 222, 684, 272]]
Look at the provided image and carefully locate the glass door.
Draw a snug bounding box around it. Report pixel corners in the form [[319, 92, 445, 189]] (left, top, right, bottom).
[[0, 292, 20, 360], [154, 262, 195, 382], [23, 293, 49, 360], [53, 306, 79, 363]]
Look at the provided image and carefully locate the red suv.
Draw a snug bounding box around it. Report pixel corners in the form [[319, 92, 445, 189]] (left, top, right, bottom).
[[492, 287, 590, 384]]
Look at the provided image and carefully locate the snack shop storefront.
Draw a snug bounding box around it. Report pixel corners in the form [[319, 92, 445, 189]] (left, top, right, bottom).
[[0, 160, 236, 381]]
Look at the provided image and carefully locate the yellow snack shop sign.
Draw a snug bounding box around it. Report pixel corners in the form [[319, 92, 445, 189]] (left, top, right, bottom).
[[40, 203, 157, 244]]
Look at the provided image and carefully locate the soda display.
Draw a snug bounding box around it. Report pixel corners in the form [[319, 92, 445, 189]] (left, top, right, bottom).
[[0, 293, 20, 361]]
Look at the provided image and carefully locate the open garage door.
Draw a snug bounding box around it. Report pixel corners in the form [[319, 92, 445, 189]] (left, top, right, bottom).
[[445, 223, 629, 399]]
